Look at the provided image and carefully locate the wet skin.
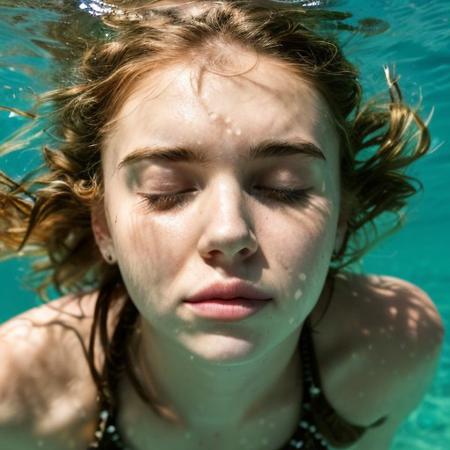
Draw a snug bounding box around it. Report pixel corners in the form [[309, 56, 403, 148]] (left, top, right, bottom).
[[0, 45, 444, 450]]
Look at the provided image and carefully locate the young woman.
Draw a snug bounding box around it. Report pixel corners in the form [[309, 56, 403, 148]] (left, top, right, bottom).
[[0, 1, 444, 449]]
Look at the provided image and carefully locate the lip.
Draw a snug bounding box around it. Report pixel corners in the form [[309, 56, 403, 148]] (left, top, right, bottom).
[[183, 280, 273, 321], [183, 280, 273, 303]]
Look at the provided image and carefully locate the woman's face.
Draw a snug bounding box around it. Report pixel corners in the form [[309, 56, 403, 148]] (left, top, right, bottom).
[[94, 49, 344, 362]]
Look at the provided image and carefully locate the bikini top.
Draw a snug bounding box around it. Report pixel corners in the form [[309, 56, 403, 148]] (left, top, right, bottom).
[[87, 317, 387, 450]]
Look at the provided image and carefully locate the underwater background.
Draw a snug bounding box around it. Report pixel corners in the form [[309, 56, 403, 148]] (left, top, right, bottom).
[[0, 1, 449, 448]]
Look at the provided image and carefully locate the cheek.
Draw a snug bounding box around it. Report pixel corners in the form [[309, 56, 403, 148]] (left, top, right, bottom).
[[265, 198, 337, 306], [109, 205, 191, 299]]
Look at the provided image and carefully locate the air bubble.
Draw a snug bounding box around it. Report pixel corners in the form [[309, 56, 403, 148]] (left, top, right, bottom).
[[298, 273, 307, 281], [294, 289, 303, 300]]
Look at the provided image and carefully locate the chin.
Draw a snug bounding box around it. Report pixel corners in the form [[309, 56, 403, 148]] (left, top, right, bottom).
[[181, 333, 266, 364]]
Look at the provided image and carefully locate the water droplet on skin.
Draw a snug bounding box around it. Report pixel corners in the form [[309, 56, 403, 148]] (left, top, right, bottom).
[[298, 273, 307, 281], [209, 112, 219, 121], [294, 289, 303, 300], [234, 128, 242, 136], [226, 128, 233, 134], [225, 117, 231, 124]]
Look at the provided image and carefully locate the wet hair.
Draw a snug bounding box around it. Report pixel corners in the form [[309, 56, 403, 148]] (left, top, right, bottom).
[[0, 0, 431, 412]]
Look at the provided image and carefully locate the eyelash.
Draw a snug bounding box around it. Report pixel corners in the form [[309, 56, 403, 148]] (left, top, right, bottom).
[[138, 187, 313, 212]]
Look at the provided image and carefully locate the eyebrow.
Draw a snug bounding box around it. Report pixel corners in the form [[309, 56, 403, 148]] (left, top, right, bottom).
[[117, 139, 326, 170]]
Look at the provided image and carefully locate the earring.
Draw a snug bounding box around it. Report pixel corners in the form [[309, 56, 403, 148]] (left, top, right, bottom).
[[104, 251, 116, 264]]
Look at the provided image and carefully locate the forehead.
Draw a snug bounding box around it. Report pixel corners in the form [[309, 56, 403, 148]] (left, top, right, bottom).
[[104, 48, 339, 167]]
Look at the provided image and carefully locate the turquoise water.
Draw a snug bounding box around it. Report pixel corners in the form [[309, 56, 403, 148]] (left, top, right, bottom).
[[0, 1, 449, 448]]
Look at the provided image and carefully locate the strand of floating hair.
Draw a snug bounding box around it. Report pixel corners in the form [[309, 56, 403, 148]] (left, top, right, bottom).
[[383, 64, 403, 103]]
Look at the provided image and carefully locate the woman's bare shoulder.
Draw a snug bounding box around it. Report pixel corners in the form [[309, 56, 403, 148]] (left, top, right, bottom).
[[0, 291, 101, 448], [318, 271, 444, 429], [342, 271, 444, 345]]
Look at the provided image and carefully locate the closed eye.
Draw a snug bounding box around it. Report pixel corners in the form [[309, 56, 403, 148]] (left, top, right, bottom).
[[137, 187, 313, 212]]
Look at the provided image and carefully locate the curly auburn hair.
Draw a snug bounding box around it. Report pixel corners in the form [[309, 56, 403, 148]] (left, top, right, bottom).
[[0, 0, 430, 412]]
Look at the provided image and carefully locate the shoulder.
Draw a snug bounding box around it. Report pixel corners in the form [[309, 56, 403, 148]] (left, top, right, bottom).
[[0, 291, 101, 448], [316, 271, 445, 449], [346, 272, 444, 357], [315, 271, 444, 365]]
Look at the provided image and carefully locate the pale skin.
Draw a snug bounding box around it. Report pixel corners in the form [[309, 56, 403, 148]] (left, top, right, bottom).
[[0, 47, 445, 450]]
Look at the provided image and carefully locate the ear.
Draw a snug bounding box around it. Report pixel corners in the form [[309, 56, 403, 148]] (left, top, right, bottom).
[[334, 218, 347, 254], [91, 199, 117, 264], [334, 192, 352, 254]]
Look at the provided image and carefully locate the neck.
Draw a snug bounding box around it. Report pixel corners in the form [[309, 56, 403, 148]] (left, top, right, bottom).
[[128, 319, 304, 431]]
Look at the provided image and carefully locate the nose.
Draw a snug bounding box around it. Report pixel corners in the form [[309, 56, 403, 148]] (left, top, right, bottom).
[[197, 180, 258, 265]]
